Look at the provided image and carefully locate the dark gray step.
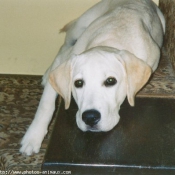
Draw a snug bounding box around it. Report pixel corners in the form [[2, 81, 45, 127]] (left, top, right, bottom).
[[42, 97, 175, 175]]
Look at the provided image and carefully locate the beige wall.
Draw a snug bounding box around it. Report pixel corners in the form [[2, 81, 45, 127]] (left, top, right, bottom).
[[0, 0, 159, 75], [154, 0, 159, 5]]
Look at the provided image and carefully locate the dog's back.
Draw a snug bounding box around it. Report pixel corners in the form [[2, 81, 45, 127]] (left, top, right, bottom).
[[67, 0, 164, 71]]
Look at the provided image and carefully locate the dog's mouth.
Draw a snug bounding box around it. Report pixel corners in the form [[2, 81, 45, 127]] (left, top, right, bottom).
[[86, 125, 101, 132]]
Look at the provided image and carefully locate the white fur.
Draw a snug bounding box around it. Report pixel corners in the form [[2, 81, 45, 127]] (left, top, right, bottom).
[[20, 0, 165, 155]]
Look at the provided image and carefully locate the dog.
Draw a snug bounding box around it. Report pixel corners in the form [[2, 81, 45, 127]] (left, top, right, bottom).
[[20, 0, 165, 155]]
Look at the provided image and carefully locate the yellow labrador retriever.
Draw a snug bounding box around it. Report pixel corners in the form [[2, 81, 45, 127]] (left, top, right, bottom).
[[20, 0, 165, 155]]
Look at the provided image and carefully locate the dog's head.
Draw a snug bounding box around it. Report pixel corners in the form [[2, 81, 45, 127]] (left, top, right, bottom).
[[49, 46, 151, 132]]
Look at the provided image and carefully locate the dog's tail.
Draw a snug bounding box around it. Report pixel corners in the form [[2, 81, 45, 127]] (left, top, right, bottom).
[[59, 19, 76, 33]]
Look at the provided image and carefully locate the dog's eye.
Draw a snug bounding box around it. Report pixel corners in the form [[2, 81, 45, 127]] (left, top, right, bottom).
[[104, 77, 117, 87], [74, 79, 84, 88]]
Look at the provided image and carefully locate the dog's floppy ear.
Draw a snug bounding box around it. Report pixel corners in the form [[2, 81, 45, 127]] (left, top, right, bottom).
[[49, 59, 72, 109], [117, 51, 152, 106]]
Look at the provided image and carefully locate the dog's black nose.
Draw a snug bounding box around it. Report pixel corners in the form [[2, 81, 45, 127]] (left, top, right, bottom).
[[82, 110, 101, 127]]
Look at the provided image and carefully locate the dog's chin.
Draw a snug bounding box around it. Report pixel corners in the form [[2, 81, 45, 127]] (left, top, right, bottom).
[[77, 124, 100, 132], [77, 122, 102, 132], [77, 123, 116, 132], [86, 125, 101, 132]]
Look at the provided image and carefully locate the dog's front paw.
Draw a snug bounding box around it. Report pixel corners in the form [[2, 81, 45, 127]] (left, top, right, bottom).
[[20, 127, 47, 156], [20, 141, 40, 156]]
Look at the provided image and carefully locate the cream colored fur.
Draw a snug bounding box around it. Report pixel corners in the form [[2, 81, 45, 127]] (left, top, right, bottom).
[[20, 0, 165, 155]]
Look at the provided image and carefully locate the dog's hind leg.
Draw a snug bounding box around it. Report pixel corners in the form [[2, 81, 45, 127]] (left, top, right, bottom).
[[60, 0, 111, 51], [43, 0, 111, 82]]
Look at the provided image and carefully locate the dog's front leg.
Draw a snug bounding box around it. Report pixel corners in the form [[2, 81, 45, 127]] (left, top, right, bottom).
[[20, 82, 57, 156]]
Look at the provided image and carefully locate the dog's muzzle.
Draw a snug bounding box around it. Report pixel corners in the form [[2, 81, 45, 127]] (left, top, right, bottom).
[[82, 109, 101, 127]]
